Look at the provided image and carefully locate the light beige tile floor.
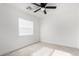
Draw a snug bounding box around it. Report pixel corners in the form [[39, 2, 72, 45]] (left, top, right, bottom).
[[5, 42, 79, 56]]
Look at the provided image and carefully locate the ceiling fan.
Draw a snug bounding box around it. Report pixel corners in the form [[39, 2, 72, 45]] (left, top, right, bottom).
[[32, 3, 56, 14]]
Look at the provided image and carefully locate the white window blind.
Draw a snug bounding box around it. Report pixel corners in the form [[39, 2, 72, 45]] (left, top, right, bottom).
[[19, 18, 33, 36]]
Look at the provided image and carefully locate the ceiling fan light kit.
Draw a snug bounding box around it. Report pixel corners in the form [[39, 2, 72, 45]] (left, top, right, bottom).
[[41, 8, 45, 11]]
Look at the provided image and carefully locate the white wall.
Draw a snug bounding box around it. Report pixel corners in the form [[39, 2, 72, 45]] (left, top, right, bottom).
[[0, 4, 40, 55], [40, 3, 79, 48]]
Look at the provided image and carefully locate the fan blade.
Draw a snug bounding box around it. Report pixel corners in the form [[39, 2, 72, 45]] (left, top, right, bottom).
[[32, 3, 41, 7], [34, 8, 41, 12], [44, 10, 47, 14], [46, 6, 56, 9]]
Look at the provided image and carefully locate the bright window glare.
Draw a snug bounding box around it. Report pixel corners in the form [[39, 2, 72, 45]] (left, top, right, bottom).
[[19, 18, 33, 36]]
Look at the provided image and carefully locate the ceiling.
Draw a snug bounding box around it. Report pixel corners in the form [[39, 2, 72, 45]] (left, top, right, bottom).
[[8, 3, 57, 18]]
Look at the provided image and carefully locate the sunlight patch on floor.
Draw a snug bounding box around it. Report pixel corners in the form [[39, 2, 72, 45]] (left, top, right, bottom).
[[31, 47, 53, 56], [31, 47, 72, 56], [52, 49, 72, 56]]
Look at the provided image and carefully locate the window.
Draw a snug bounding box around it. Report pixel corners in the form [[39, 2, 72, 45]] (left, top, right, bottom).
[[18, 18, 33, 36]]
